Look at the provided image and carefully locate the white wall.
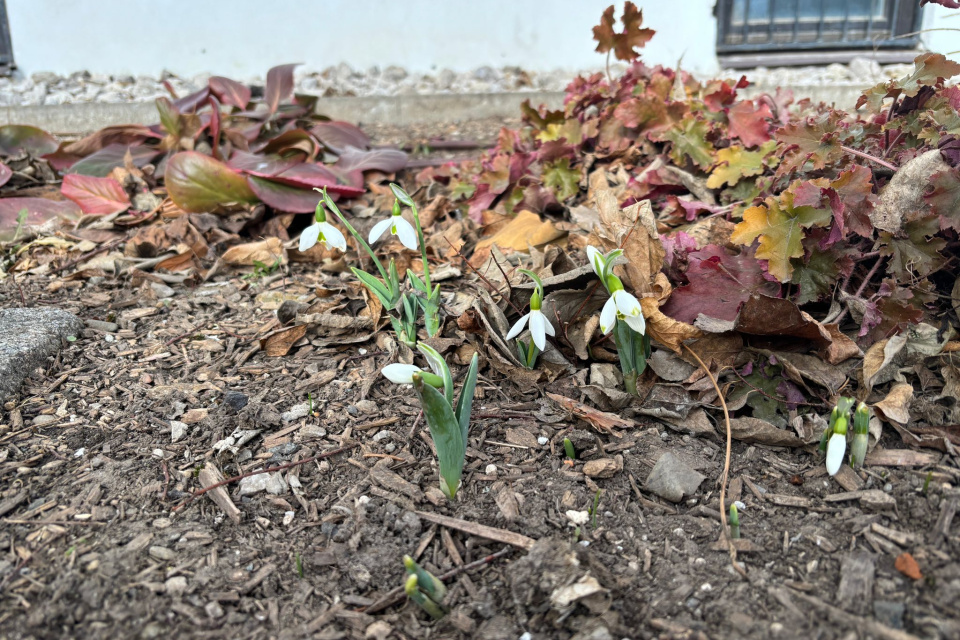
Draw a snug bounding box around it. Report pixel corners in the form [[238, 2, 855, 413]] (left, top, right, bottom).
[[922, 3, 960, 61], [5, 0, 720, 78]]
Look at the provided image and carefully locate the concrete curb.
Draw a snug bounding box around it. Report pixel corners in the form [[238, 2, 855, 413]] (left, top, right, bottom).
[[0, 92, 567, 134], [0, 85, 863, 134], [0, 308, 83, 404]]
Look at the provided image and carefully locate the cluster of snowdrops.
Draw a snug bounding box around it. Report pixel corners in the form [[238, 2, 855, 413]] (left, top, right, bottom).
[[300, 187, 865, 498]]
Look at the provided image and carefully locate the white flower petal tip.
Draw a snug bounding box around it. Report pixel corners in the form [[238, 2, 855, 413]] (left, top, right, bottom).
[[368, 218, 392, 244], [586, 245, 603, 277], [599, 296, 617, 335], [613, 290, 642, 316], [299, 223, 321, 252], [381, 363, 423, 384], [624, 313, 646, 334], [825, 432, 847, 476], [505, 313, 530, 341], [394, 217, 419, 250], [529, 310, 548, 351], [320, 222, 347, 252]]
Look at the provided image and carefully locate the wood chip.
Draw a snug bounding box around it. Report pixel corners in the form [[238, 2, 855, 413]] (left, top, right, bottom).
[[787, 589, 920, 640], [766, 494, 813, 508], [864, 449, 941, 467], [824, 489, 896, 512], [415, 511, 536, 550], [369, 460, 424, 502], [837, 552, 875, 615], [833, 465, 865, 492], [583, 456, 623, 478], [870, 523, 916, 547], [240, 563, 276, 595], [894, 552, 922, 580], [197, 462, 241, 525]]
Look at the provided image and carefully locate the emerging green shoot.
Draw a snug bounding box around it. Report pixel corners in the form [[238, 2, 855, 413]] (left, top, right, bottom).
[[13, 208, 28, 242], [824, 396, 855, 476], [295, 552, 304, 578], [563, 437, 576, 460], [849, 402, 870, 470], [384, 343, 478, 499], [588, 489, 602, 528], [922, 471, 933, 495], [403, 555, 447, 619], [728, 503, 740, 539]]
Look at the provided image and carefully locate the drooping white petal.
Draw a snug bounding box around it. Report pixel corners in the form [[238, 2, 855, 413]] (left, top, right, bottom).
[[599, 296, 617, 335], [623, 312, 646, 335], [319, 221, 347, 252], [393, 217, 419, 250], [382, 363, 423, 384], [586, 245, 604, 277], [299, 222, 321, 252], [505, 313, 530, 341], [529, 310, 547, 351], [825, 432, 846, 476], [542, 312, 556, 336], [613, 289, 642, 317], [368, 218, 392, 244]]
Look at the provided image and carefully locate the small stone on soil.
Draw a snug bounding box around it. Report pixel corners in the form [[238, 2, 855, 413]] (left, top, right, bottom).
[[165, 576, 188, 597], [646, 452, 706, 503], [281, 403, 310, 422], [222, 390, 249, 413]]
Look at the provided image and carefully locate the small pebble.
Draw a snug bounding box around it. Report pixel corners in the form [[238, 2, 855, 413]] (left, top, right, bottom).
[[884, 483, 893, 492], [537, 436, 549, 445], [32, 414, 57, 426], [165, 576, 188, 597], [149, 546, 176, 561]]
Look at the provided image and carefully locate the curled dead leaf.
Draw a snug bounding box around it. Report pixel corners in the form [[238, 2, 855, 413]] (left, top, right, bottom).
[[260, 324, 307, 357], [729, 417, 805, 447], [639, 297, 702, 354], [546, 392, 632, 435], [874, 383, 914, 425], [222, 237, 286, 267]]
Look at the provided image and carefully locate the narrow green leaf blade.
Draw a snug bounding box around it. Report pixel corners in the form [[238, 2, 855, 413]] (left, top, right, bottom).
[[454, 353, 479, 444], [413, 376, 465, 499], [351, 268, 392, 306], [390, 183, 415, 207]]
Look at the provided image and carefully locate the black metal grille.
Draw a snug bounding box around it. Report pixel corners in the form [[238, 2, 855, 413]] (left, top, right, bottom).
[[0, 0, 13, 75], [716, 0, 923, 53]]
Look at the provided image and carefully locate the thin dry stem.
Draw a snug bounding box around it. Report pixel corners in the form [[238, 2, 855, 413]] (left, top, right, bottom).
[[682, 343, 747, 579]]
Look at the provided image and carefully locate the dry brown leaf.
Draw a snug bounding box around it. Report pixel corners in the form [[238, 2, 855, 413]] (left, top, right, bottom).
[[471, 210, 565, 266], [640, 297, 701, 354], [259, 324, 307, 357], [729, 417, 805, 447], [874, 383, 914, 425], [588, 185, 664, 294], [546, 392, 632, 435], [222, 237, 286, 266], [734, 295, 832, 350], [862, 334, 907, 393], [821, 323, 862, 365]]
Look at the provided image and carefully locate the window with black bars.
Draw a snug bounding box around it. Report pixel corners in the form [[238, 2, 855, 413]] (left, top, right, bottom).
[[716, 0, 923, 53]]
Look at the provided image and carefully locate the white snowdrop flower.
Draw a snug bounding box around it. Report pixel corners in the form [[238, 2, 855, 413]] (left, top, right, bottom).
[[505, 270, 555, 351], [599, 288, 646, 335], [368, 210, 418, 250], [825, 431, 847, 476], [299, 213, 347, 253], [381, 363, 423, 385]]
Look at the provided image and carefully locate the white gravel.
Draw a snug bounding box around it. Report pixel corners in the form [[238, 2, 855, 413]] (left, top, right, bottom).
[[0, 58, 919, 108]]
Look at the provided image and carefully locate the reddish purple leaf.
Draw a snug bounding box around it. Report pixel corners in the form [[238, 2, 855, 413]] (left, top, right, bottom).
[[246, 176, 321, 213], [265, 64, 300, 115], [173, 87, 211, 113], [335, 146, 408, 173], [209, 76, 251, 109], [311, 121, 370, 153], [0, 197, 81, 242], [63, 125, 160, 156], [61, 174, 132, 215], [662, 244, 781, 323], [67, 144, 160, 177], [165, 151, 257, 212], [227, 150, 301, 176], [271, 163, 365, 197], [727, 100, 773, 148], [0, 162, 11, 187], [256, 128, 319, 158], [0, 125, 59, 157]]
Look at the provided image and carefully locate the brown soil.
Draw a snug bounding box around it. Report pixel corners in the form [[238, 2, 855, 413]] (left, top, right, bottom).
[[0, 119, 957, 640]]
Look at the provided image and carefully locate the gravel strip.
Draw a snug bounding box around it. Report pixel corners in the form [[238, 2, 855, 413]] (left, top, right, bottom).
[[0, 58, 919, 109]]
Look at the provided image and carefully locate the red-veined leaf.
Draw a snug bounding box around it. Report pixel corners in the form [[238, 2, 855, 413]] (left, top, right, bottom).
[[0, 198, 81, 242], [209, 76, 251, 109], [67, 144, 160, 177], [246, 176, 321, 213], [265, 63, 300, 114], [165, 151, 257, 212], [61, 174, 132, 215], [311, 121, 370, 153], [0, 125, 59, 156], [335, 146, 408, 173]]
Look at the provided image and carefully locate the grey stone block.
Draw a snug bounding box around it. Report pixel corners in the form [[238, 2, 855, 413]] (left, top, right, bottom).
[[0, 308, 83, 403]]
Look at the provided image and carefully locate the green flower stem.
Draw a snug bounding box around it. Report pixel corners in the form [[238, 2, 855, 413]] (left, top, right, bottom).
[[409, 200, 431, 293], [319, 189, 390, 284]]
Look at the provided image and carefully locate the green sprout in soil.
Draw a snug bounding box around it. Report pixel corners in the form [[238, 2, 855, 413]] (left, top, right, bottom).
[[382, 343, 478, 499], [507, 269, 554, 369], [403, 555, 447, 619], [728, 503, 740, 539], [243, 257, 281, 282], [295, 552, 304, 578], [923, 471, 933, 495], [588, 489, 602, 528], [13, 208, 28, 242], [563, 437, 576, 461], [849, 402, 870, 470]]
